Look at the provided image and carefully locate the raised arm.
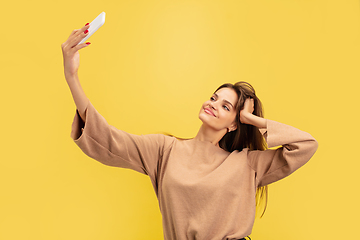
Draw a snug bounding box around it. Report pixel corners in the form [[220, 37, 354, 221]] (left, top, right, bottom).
[[61, 23, 91, 121], [240, 98, 318, 186]]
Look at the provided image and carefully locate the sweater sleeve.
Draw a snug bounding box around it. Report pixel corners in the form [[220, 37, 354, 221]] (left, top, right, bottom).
[[247, 119, 318, 187], [70, 101, 174, 182]]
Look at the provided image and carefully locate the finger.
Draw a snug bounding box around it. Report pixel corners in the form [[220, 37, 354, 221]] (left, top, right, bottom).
[[67, 32, 90, 50], [69, 25, 91, 48], [71, 23, 89, 35], [65, 24, 90, 47], [73, 42, 91, 52], [75, 24, 90, 38], [62, 30, 79, 50], [250, 98, 254, 105], [69, 29, 79, 37], [246, 98, 252, 106], [63, 30, 85, 50]]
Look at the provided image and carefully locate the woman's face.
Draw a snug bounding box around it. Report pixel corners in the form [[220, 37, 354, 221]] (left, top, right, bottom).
[[199, 87, 238, 132]]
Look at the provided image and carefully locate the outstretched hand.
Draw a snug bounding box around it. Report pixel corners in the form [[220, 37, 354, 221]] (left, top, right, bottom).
[[61, 24, 91, 78]]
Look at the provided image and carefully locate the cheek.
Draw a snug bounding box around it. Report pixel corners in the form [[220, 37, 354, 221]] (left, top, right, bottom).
[[220, 112, 236, 124], [199, 102, 206, 112], [200, 101, 210, 110], [202, 100, 210, 106], [230, 113, 237, 122]]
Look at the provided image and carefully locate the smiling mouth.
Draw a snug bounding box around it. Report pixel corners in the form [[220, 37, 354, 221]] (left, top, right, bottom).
[[204, 108, 216, 117]]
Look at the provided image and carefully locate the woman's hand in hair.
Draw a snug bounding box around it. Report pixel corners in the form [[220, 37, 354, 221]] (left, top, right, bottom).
[[240, 98, 267, 128], [240, 98, 254, 124]]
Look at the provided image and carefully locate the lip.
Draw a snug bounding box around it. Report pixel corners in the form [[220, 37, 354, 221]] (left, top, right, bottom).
[[204, 107, 216, 117]]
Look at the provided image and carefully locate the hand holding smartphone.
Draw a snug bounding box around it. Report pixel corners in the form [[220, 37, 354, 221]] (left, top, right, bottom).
[[78, 12, 106, 45]]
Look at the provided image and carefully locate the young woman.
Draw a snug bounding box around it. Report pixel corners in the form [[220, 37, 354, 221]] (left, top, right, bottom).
[[62, 23, 318, 240]]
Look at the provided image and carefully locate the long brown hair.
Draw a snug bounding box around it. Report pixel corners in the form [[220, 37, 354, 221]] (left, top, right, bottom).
[[165, 81, 269, 217], [215, 81, 268, 218]]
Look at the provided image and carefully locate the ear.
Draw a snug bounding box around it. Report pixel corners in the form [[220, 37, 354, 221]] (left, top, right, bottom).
[[228, 123, 237, 132]]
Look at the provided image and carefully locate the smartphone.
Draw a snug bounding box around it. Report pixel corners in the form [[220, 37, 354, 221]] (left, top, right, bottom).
[[78, 12, 106, 45]]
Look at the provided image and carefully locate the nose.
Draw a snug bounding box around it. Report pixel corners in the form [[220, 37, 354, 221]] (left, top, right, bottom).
[[209, 101, 217, 110]]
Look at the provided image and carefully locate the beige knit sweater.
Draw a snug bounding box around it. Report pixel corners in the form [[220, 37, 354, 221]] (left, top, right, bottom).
[[71, 101, 318, 240]]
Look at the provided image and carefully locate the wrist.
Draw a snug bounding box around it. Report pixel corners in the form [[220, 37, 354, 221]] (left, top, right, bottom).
[[240, 112, 253, 124], [65, 72, 79, 84], [242, 113, 267, 128]]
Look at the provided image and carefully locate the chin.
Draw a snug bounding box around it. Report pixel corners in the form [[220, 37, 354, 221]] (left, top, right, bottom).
[[198, 113, 205, 123], [198, 110, 209, 122], [198, 113, 216, 129]]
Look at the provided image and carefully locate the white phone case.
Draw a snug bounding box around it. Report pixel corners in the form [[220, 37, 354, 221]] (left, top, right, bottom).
[[78, 12, 106, 45]]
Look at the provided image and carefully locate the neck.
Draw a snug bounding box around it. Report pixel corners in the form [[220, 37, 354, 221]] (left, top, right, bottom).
[[194, 124, 227, 146]]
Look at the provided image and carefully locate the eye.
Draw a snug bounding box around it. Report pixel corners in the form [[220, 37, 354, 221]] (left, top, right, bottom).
[[210, 96, 216, 101], [223, 105, 230, 111]]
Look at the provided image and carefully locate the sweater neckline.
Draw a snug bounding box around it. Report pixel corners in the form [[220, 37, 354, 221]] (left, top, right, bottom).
[[185, 138, 227, 151]]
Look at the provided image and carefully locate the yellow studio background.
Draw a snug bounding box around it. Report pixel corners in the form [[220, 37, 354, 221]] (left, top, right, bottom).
[[0, 0, 359, 239]]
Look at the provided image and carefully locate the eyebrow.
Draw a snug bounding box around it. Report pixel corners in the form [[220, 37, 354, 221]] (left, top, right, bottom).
[[213, 93, 234, 108]]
